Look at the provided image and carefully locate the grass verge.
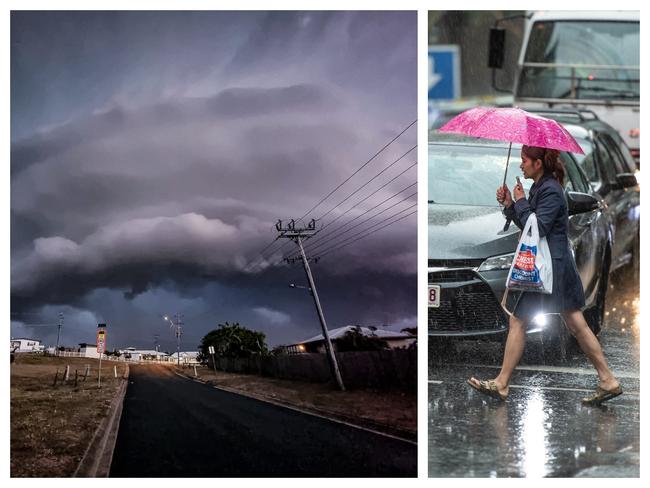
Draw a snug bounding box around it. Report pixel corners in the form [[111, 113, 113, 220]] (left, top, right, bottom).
[[10, 354, 127, 477]]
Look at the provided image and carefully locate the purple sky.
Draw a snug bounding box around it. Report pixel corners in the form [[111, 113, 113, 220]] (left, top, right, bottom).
[[11, 11, 417, 351]]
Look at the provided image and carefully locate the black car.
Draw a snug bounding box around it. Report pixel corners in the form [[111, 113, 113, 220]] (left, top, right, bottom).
[[528, 109, 640, 275], [428, 135, 611, 358]]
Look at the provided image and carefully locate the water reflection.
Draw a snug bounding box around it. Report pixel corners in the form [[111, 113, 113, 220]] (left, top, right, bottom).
[[519, 390, 549, 477]]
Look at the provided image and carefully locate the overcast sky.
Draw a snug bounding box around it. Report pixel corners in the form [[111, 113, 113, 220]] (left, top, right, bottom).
[[10, 11, 417, 351]]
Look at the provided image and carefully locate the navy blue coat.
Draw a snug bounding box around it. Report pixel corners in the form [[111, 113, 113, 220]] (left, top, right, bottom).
[[503, 173, 585, 319]]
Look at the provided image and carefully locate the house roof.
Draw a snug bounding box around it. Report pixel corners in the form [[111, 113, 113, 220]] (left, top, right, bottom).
[[297, 325, 415, 345], [11, 338, 41, 342]]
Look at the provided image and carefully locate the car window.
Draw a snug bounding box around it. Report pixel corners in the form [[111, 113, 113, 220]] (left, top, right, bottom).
[[594, 139, 618, 184], [601, 133, 635, 174], [598, 134, 627, 174], [562, 154, 589, 193], [572, 137, 599, 184]]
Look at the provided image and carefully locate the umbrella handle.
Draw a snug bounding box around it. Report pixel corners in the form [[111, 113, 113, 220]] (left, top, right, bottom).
[[502, 142, 512, 189], [501, 142, 513, 232]]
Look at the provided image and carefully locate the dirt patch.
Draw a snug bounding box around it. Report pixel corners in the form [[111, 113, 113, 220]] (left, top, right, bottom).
[[179, 365, 416, 439], [10, 355, 127, 477]]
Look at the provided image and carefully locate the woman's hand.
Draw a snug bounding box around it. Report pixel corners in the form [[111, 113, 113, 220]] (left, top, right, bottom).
[[513, 177, 525, 201], [496, 185, 513, 208]]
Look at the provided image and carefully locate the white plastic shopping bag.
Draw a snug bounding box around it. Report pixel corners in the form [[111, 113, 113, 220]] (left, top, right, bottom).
[[505, 213, 553, 294]]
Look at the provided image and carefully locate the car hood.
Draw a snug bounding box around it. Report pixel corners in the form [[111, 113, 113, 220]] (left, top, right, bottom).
[[428, 204, 521, 260]]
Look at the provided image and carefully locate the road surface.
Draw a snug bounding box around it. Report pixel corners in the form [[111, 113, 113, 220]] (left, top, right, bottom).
[[110, 364, 416, 477], [428, 267, 640, 477]]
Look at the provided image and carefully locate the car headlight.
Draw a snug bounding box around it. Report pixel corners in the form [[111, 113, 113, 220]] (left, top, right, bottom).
[[478, 253, 514, 272]]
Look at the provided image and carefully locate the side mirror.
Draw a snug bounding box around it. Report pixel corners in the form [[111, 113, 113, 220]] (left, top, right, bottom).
[[567, 191, 600, 215], [488, 28, 506, 69], [616, 173, 638, 189]]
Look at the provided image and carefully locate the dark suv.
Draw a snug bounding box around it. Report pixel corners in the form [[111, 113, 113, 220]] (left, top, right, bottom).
[[528, 109, 640, 274], [428, 134, 611, 358]]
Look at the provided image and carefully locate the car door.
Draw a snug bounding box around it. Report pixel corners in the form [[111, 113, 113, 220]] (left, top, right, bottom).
[[597, 133, 639, 268], [563, 154, 605, 302]]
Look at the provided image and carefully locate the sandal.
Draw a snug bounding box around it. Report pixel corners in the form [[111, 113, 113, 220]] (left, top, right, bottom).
[[581, 385, 623, 406], [466, 378, 507, 401]]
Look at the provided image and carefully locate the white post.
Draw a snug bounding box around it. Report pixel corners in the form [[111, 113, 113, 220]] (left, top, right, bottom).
[[114, 365, 117, 378], [64, 365, 70, 381], [98, 353, 102, 388], [193, 365, 197, 377]]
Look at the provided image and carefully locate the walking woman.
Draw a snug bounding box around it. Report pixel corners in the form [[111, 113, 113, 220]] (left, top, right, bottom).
[[467, 145, 622, 405]]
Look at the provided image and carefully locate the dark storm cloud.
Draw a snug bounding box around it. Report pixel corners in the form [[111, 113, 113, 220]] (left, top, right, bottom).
[[11, 11, 417, 347]]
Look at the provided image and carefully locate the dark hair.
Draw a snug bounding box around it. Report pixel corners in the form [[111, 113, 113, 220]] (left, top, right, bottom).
[[522, 145, 565, 186]]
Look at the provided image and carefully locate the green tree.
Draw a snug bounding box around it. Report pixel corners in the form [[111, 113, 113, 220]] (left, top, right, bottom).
[[198, 322, 268, 363]]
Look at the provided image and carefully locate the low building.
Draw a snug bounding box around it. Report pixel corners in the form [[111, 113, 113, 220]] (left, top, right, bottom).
[[119, 347, 169, 362], [285, 325, 417, 354], [168, 351, 200, 365], [79, 343, 102, 359], [10, 338, 44, 353]]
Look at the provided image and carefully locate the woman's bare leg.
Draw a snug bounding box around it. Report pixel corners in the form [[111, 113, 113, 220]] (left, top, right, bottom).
[[470, 314, 526, 397], [561, 310, 619, 390]]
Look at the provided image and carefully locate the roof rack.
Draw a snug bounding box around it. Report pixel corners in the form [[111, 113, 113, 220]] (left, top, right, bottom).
[[526, 108, 600, 122]]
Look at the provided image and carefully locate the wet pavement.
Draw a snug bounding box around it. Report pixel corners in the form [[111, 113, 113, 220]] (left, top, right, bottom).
[[428, 267, 640, 477]]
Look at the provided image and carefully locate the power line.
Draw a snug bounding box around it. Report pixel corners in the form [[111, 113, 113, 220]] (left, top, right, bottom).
[[317, 208, 417, 260], [315, 145, 416, 222], [249, 145, 416, 272], [285, 179, 417, 260], [243, 119, 416, 273], [299, 119, 416, 220], [289, 190, 417, 259], [311, 202, 417, 259]]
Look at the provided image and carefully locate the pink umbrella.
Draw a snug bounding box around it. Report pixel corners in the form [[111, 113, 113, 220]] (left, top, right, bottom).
[[438, 106, 584, 186]]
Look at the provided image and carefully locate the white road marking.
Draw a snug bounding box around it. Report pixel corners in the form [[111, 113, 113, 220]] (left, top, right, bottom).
[[428, 380, 639, 396], [446, 363, 639, 379]]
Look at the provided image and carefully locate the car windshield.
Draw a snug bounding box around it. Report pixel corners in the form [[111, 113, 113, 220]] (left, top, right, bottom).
[[428, 142, 532, 206], [518, 20, 640, 101]]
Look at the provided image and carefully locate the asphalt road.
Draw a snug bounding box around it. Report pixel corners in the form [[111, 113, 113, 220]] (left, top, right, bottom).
[[428, 266, 640, 477], [109, 364, 416, 477]]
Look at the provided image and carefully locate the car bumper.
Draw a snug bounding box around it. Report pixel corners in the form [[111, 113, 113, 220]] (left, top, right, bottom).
[[428, 267, 511, 337]]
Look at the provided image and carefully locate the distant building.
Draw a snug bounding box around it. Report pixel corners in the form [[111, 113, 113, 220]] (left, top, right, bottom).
[[10, 338, 44, 353], [284, 325, 417, 354], [172, 351, 200, 365], [119, 347, 169, 362], [79, 343, 102, 359]]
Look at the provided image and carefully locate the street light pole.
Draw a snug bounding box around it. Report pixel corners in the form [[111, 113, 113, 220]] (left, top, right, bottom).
[[164, 314, 183, 366], [56, 312, 63, 356]]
